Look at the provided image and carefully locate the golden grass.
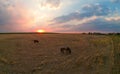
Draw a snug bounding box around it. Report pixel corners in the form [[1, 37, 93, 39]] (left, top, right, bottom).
[[0, 34, 120, 74]]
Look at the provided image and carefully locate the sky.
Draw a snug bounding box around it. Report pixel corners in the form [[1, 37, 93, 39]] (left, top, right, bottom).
[[0, 0, 120, 33]]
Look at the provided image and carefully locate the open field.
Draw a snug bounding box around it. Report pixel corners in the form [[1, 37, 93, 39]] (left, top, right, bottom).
[[0, 33, 120, 74]]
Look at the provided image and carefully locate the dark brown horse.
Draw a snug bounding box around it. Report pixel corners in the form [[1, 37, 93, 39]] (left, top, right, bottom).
[[60, 47, 71, 54], [33, 40, 39, 43]]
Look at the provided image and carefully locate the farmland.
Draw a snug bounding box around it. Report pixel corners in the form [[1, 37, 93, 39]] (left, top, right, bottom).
[[0, 33, 120, 74]]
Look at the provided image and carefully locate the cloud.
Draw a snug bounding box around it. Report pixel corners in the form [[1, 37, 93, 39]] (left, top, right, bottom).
[[0, 0, 15, 8], [0, 9, 11, 25], [0, 0, 13, 25], [40, 0, 61, 8], [105, 16, 120, 21], [0, 0, 35, 32], [76, 18, 120, 32], [53, 16, 120, 32], [53, 3, 110, 24], [82, 3, 109, 15], [51, 2, 120, 32]]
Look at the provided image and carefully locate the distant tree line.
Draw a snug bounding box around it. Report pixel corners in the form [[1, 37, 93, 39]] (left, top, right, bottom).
[[81, 32, 120, 35], [107, 33, 120, 35]]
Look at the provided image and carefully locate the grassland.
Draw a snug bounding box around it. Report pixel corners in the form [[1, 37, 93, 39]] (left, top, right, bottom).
[[0, 33, 120, 74]]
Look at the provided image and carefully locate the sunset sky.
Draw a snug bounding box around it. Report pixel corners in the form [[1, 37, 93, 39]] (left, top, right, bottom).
[[0, 0, 120, 33]]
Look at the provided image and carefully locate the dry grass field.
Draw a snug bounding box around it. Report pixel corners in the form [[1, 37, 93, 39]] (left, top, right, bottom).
[[0, 33, 120, 74]]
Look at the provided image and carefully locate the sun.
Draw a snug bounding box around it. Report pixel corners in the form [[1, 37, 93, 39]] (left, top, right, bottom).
[[37, 29, 45, 33]]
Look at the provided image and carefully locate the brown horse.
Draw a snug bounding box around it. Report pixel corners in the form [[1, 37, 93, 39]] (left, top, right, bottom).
[[60, 47, 71, 54], [33, 40, 39, 43]]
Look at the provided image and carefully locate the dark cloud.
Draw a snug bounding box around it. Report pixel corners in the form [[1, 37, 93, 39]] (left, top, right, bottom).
[[0, 0, 14, 8], [53, 12, 81, 23], [53, 4, 110, 23], [76, 19, 120, 32], [82, 4, 109, 16], [56, 18, 120, 32], [0, 1, 17, 32], [0, 6, 12, 25], [51, 3, 120, 32], [0, 1, 32, 32], [41, 0, 61, 8], [0, 0, 16, 26]]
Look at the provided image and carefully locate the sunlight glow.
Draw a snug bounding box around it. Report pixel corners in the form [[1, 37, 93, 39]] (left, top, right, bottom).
[[37, 29, 45, 33]]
